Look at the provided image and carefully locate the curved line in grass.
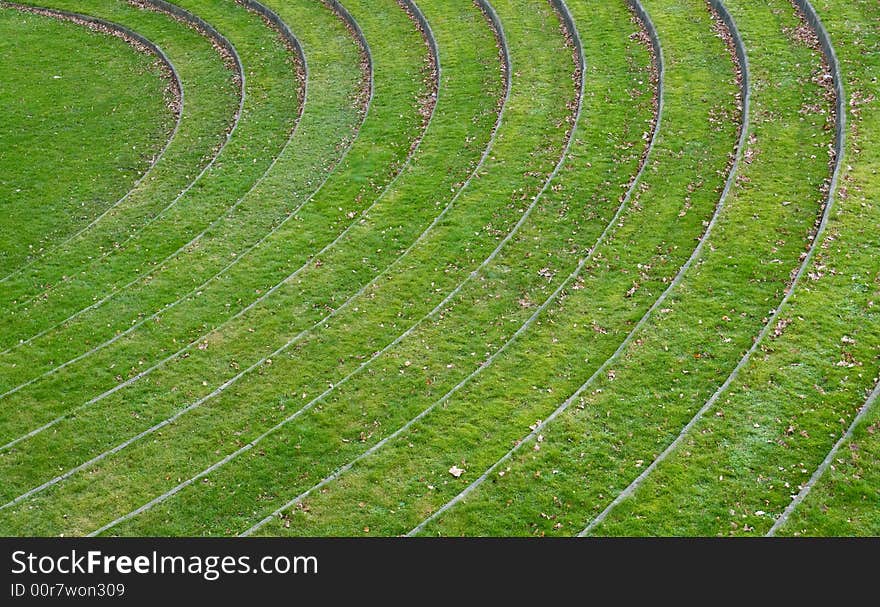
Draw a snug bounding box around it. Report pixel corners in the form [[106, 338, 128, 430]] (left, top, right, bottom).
[[0, 0, 246, 288], [238, 0, 667, 538], [0, 1, 185, 270], [579, 0, 844, 537], [3, 0, 289, 323], [88, 0, 581, 538], [405, 0, 750, 538], [763, 0, 854, 539], [0, 0, 374, 396], [0, 0, 444, 497], [767, 379, 880, 536], [0, 1, 408, 446]]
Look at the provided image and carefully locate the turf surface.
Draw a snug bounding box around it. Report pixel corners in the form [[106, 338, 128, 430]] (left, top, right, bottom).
[[0, 0, 876, 536]]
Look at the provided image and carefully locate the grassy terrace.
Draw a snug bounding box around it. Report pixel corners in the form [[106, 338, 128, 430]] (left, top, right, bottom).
[[0, 7, 175, 274], [0, 0, 876, 538], [414, 0, 837, 537], [0, 0, 508, 534], [0, 0, 372, 399], [0, 0, 301, 343], [591, 0, 878, 537], [0, 0, 240, 287], [0, 0, 429, 447], [245, 0, 745, 537]]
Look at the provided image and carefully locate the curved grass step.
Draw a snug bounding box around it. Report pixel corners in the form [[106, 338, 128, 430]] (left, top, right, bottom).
[[184, 0, 740, 538], [94, 0, 666, 538], [773, 381, 880, 536], [240, 0, 746, 538], [0, 0, 371, 396], [0, 0, 576, 536], [0, 0, 434, 448], [0, 0, 242, 287], [775, 1, 880, 529], [411, 0, 837, 537], [0, 0, 302, 339], [586, 0, 874, 538], [0, 5, 179, 275]]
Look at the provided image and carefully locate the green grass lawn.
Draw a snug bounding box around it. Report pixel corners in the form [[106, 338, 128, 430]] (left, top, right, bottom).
[[0, 0, 876, 537], [0, 0, 371, 399], [0, 6, 176, 274], [0, 0, 301, 339], [0, 0, 240, 288]]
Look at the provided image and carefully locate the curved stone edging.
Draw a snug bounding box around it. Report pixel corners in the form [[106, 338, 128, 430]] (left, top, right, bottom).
[[621, 0, 665, 245], [626, 0, 664, 113], [790, 0, 845, 245], [762, 0, 848, 537], [577, 0, 752, 536], [402, 0, 683, 538], [475, 0, 511, 80], [324, 0, 374, 109], [0, 0, 185, 264], [0, 0, 247, 289], [550, 0, 585, 73], [236, 0, 308, 126]]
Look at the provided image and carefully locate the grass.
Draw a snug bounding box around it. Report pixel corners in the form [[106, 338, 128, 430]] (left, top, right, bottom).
[[0, 7, 175, 275], [0, 0, 428, 447], [0, 0, 302, 341], [0, 0, 370, 398], [588, 0, 878, 537], [0, 0, 877, 537], [0, 0, 240, 288]]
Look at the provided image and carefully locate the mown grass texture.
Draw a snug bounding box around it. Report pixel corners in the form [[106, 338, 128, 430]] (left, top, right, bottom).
[[0, 0, 876, 537]]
